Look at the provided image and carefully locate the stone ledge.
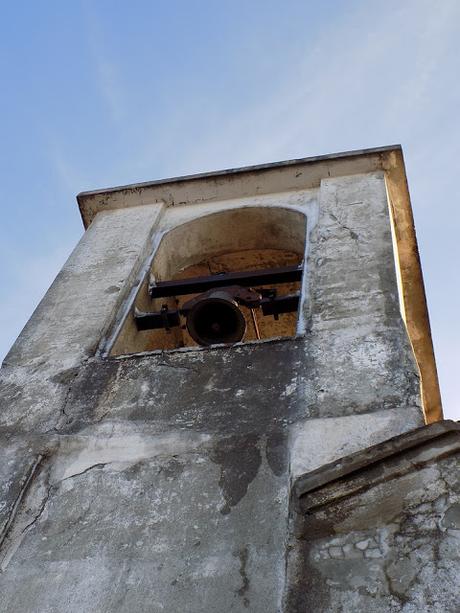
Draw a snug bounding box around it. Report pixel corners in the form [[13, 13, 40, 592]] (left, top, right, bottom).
[[293, 420, 460, 512]]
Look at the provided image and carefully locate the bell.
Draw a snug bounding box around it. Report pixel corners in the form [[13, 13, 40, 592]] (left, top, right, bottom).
[[185, 290, 247, 346]]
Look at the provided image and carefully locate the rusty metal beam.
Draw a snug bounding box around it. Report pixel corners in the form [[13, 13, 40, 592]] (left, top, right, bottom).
[[149, 265, 303, 298]]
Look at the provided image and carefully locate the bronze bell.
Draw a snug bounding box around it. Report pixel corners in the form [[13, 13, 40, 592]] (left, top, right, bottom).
[[185, 290, 247, 346]]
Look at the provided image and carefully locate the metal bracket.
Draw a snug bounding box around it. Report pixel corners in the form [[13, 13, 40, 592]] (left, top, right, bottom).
[[134, 292, 300, 331]]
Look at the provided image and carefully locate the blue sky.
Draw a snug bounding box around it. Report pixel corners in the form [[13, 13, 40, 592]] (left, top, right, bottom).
[[1, 0, 459, 418]]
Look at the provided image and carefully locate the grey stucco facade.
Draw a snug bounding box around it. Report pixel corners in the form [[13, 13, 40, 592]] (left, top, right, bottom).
[[0, 147, 457, 611]]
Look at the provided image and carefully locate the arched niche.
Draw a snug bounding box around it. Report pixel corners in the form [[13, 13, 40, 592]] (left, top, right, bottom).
[[110, 206, 307, 355]]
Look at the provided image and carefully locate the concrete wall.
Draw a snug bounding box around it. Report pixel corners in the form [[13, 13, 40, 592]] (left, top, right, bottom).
[[0, 166, 453, 612], [0, 204, 164, 432], [288, 422, 460, 612]]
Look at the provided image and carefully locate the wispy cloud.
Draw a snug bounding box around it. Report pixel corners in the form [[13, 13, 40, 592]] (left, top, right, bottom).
[[163, 0, 460, 171], [94, 54, 125, 123], [85, 5, 126, 124]]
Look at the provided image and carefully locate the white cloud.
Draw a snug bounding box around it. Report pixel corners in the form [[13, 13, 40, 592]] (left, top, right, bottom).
[[85, 5, 127, 125]]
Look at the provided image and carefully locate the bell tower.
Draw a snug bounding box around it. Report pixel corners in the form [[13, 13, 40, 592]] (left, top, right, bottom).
[[0, 146, 458, 612]]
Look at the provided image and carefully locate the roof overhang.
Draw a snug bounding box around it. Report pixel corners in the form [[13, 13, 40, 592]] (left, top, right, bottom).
[[77, 145, 399, 228]]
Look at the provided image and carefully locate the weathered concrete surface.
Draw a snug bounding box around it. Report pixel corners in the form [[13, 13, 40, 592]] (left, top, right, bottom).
[[0, 437, 45, 547], [290, 407, 424, 479], [0, 204, 163, 432], [0, 154, 451, 612], [306, 172, 420, 418], [287, 422, 460, 612], [0, 428, 288, 612]]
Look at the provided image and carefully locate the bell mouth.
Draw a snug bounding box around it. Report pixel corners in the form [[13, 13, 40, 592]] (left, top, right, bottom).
[[186, 294, 246, 346]]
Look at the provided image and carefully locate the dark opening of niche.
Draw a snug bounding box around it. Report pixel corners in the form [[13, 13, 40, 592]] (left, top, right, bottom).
[[110, 207, 306, 356]]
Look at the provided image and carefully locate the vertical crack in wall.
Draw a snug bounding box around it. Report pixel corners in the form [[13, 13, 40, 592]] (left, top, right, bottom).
[[0, 454, 50, 572], [0, 455, 44, 553]]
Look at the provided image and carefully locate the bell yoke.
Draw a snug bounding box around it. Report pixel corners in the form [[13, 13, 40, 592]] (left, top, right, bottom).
[[134, 264, 303, 346]]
